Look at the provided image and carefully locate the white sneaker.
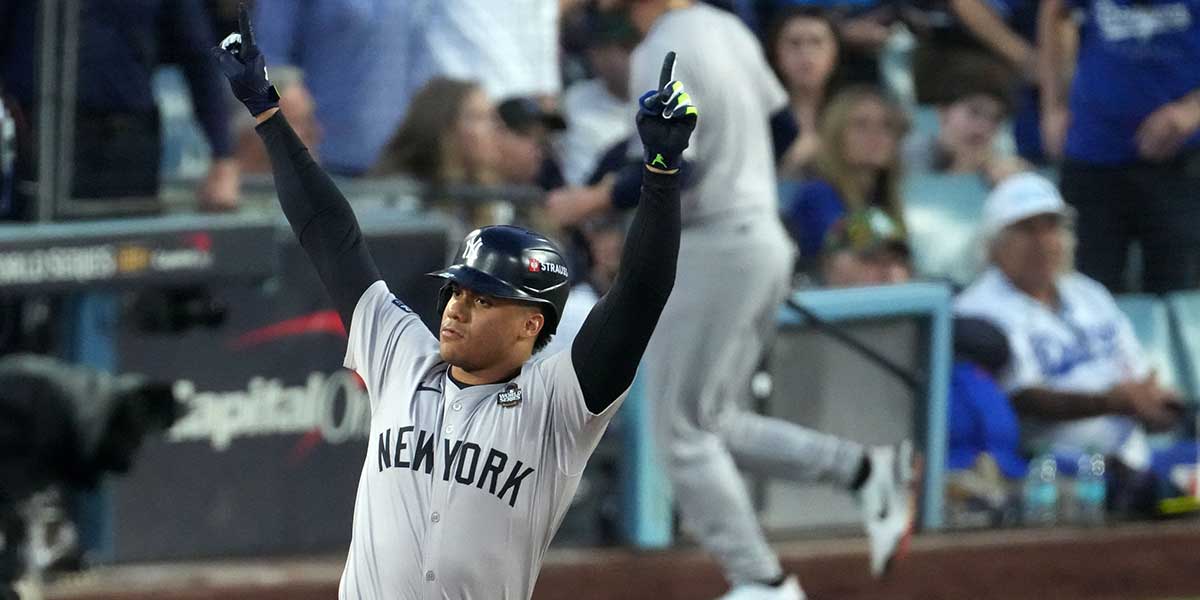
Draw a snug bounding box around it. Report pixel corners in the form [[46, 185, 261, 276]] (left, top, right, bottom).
[[857, 440, 918, 577], [716, 575, 806, 600]]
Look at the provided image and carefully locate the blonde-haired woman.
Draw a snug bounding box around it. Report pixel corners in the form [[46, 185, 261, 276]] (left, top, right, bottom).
[[784, 86, 908, 258]]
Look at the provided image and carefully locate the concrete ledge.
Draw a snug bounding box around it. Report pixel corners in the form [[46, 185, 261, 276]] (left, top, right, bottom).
[[42, 521, 1200, 600]]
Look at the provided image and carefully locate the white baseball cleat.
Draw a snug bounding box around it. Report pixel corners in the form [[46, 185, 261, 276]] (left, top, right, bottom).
[[857, 439, 918, 577], [716, 575, 806, 600]]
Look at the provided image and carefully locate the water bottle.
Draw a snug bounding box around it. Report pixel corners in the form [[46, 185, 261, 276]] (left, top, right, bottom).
[[1023, 453, 1059, 526], [1073, 453, 1106, 526]]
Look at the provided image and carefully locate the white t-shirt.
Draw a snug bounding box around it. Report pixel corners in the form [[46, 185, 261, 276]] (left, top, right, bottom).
[[955, 268, 1151, 467], [338, 281, 625, 599], [424, 0, 560, 99], [628, 4, 789, 224], [559, 79, 632, 186]]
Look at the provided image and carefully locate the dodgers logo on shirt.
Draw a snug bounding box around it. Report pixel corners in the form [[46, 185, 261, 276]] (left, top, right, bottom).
[[1095, 0, 1191, 43], [1030, 321, 1119, 377], [498, 383, 523, 408]]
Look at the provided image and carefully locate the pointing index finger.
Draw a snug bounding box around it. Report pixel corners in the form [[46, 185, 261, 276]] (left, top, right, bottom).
[[238, 3, 255, 49], [659, 51, 676, 91]]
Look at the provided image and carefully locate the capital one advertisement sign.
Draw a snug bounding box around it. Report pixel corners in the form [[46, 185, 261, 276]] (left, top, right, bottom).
[[113, 226, 448, 561]]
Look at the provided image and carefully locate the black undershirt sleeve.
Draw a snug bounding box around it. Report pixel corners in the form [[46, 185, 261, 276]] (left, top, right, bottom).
[[571, 169, 681, 414], [256, 112, 382, 328]]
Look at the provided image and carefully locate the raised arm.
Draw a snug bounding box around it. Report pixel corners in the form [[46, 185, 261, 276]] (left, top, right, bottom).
[[1037, 0, 1073, 159], [571, 53, 698, 414], [212, 6, 380, 327], [950, 0, 1035, 76], [167, 0, 235, 160]]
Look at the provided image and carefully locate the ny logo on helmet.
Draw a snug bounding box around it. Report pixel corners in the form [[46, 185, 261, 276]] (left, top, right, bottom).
[[463, 237, 484, 263]]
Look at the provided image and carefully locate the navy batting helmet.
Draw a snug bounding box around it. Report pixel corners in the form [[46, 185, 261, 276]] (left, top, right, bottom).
[[428, 226, 571, 334]]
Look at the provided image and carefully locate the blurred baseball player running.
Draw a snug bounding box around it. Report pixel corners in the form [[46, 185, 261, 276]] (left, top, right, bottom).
[[584, 2, 918, 598], [213, 7, 697, 599]]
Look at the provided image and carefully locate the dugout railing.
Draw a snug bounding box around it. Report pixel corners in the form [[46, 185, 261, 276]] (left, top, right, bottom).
[[621, 282, 953, 548]]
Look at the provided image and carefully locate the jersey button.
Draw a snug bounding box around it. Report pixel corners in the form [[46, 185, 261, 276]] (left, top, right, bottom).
[[445, 425, 454, 434], [452, 403, 463, 411], [425, 570, 436, 582], [431, 512, 441, 523]]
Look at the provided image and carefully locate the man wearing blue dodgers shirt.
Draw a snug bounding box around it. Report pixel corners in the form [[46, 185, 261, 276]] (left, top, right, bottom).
[[212, 6, 698, 598], [1040, 0, 1200, 292], [252, 0, 427, 176]]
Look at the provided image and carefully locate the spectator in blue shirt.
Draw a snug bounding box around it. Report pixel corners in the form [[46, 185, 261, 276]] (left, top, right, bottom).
[[1040, 0, 1200, 292], [948, 318, 1028, 481], [0, 0, 238, 215], [253, 0, 428, 176], [784, 86, 908, 259]]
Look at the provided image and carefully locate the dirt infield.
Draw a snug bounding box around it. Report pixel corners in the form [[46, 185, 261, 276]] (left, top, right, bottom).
[[43, 521, 1200, 599]]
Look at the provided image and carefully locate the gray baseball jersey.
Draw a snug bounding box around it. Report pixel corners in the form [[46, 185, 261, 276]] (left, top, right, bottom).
[[628, 4, 868, 587], [629, 3, 789, 225], [338, 280, 625, 599]]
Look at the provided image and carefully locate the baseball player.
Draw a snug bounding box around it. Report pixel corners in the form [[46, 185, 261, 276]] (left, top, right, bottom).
[[555, 2, 918, 598], [212, 7, 696, 599]]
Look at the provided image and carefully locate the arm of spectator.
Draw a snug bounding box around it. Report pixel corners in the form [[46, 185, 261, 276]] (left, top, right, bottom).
[[169, 0, 235, 159], [951, 0, 1036, 80], [1037, 0, 1073, 159], [546, 159, 695, 227], [983, 154, 1032, 186], [166, 0, 240, 210], [545, 176, 616, 227], [1010, 387, 1124, 420], [1135, 91, 1200, 161], [1013, 375, 1182, 430], [838, 12, 894, 54]]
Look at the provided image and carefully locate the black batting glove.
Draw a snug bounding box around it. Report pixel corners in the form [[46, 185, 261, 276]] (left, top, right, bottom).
[[210, 4, 280, 116], [636, 52, 699, 173]]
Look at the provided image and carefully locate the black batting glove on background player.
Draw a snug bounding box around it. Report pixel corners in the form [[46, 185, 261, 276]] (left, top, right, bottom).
[[636, 52, 699, 173], [210, 4, 280, 116]]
